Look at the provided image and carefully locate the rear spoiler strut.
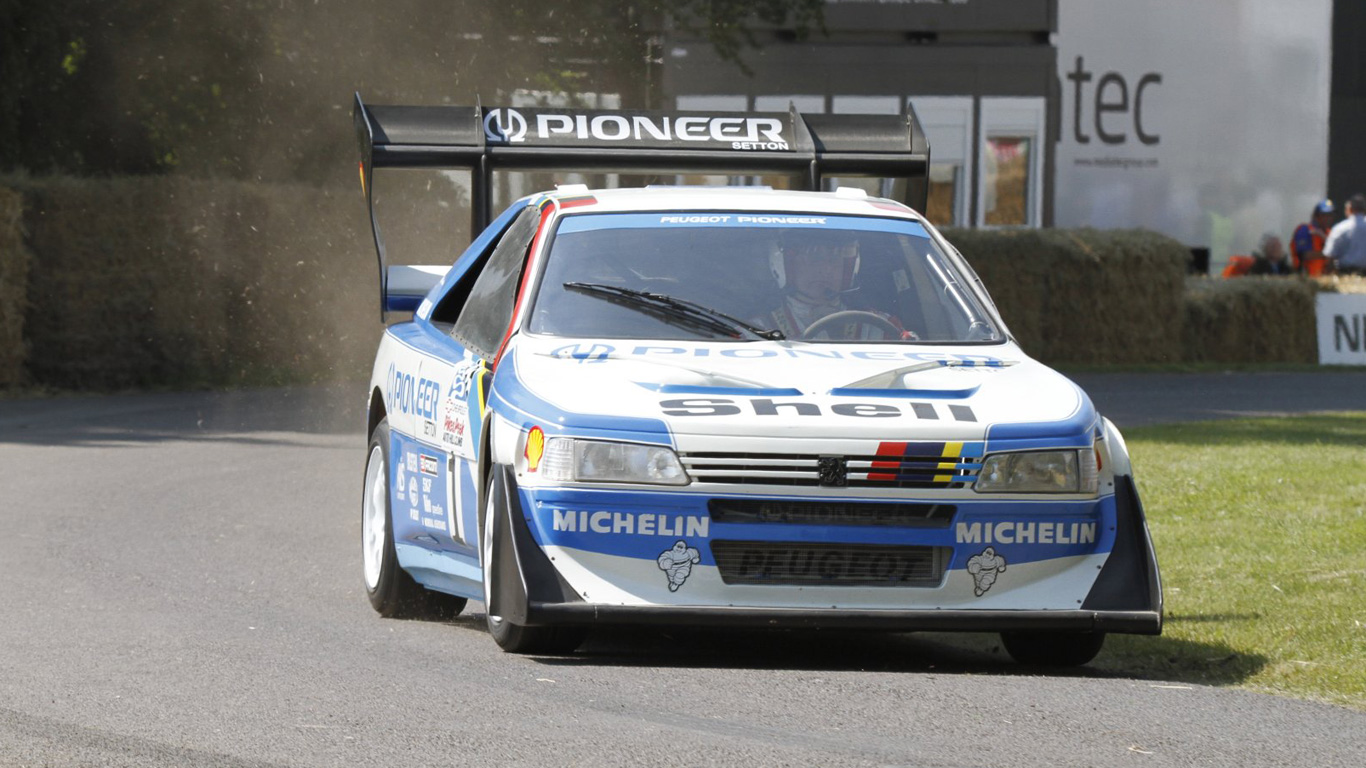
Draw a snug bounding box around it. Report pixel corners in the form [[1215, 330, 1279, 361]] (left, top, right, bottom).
[[353, 92, 931, 321]]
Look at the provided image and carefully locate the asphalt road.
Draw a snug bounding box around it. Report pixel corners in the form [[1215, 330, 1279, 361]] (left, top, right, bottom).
[[2, 373, 1364, 767]]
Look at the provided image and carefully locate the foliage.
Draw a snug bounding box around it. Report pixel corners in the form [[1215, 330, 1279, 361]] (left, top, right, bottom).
[[0, 186, 27, 387], [0, 0, 824, 182]]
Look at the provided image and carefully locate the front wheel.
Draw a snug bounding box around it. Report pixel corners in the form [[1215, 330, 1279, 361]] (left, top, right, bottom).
[[481, 468, 585, 654], [1000, 631, 1106, 667], [362, 419, 467, 619]]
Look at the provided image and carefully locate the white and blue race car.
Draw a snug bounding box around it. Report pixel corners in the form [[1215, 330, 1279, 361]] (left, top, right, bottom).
[[353, 96, 1161, 664]]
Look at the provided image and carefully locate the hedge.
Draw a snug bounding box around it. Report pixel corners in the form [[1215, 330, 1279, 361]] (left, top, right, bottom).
[[942, 227, 1190, 364], [10, 176, 377, 389], [1, 176, 1351, 391], [1182, 277, 1319, 364], [0, 186, 28, 386]]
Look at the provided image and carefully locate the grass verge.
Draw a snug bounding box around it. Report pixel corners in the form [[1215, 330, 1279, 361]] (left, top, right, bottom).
[[1055, 362, 1366, 374], [1092, 413, 1366, 709]]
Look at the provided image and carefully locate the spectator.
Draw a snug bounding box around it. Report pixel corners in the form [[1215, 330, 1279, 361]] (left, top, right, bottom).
[[1249, 233, 1293, 275], [1290, 199, 1334, 275], [1324, 193, 1366, 275]]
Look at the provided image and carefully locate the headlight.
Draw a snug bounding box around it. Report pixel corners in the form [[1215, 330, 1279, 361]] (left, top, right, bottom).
[[539, 438, 690, 485], [974, 449, 1099, 494]]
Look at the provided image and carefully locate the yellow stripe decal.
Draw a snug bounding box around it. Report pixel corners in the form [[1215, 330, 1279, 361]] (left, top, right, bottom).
[[476, 361, 488, 415], [934, 441, 963, 483]]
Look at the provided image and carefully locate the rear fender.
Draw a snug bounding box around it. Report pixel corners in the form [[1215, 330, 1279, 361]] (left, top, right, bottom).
[[386, 265, 448, 314]]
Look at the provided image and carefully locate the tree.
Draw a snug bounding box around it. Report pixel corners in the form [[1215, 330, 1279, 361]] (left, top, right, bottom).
[[0, 0, 826, 181]]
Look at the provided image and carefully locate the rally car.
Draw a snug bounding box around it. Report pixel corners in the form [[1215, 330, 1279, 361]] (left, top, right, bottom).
[[353, 95, 1161, 664]]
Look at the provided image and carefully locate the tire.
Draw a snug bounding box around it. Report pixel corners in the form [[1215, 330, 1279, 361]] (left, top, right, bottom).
[[1000, 630, 1106, 667], [481, 468, 585, 654], [362, 419, 467, 619]]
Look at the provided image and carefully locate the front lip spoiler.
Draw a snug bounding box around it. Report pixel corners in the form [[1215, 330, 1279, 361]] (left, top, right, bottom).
[[523, 604, 1162, 634]]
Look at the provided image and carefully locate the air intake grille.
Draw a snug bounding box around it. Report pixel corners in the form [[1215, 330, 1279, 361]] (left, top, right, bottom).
[[682, 445, 981, 489], [708, 499, 954, 528], [711, 541, 950, 586]]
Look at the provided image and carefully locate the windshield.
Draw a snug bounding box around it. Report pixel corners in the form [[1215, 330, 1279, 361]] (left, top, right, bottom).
[[527, 212, 1002, 343]]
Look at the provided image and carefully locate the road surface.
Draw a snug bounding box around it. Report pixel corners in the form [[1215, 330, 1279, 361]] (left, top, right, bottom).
[[1, 373, 1363, 766]]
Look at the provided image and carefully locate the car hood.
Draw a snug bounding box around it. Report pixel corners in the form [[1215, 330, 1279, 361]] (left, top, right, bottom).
[[496, 336, 1095, 446]]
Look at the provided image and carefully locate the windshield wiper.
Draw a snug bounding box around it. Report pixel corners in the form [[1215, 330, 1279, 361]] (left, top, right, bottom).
[[563, 282, 785, 341]]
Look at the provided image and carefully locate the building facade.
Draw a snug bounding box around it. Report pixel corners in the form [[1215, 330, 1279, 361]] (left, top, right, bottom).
[[654, 0, 1339, 271]]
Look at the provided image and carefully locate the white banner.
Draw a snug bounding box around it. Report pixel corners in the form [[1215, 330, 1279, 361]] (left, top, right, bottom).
[[1056, 0, 1332, 272], [1316, 293, 1366, 366]]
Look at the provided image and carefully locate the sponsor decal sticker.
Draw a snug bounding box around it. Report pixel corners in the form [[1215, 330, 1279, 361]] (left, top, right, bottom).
[[441, 380, 475, 461], [551, 343, 614, 363], [657, 540, 701, 592], [525, 426, 545, 472], [966, 547, 1007, 596], [954, 521, 1096, 546], [419, 454, 440, 476], [386, 363, 442, 421], [551, 509, 710, 538], [662, 398, 978, 422], [392, 433, 451, 534], [481, 107, 791, 151]]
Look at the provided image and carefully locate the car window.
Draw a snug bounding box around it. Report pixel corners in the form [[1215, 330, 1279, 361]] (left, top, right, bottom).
[[527, 212, 1001, 343], [452, 206, 541, 358]]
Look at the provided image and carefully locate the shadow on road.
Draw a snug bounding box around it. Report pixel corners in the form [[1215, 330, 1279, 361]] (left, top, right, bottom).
[[440, 611, 1267, 687]]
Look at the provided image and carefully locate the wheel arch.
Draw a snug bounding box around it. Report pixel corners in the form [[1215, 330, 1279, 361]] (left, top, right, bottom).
[[367, 387, 387, 440], [476, 409, 496, 542]]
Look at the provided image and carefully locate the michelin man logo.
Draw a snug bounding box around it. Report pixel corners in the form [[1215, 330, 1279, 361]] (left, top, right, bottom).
[[657, 540, 701, 592], [966, 546, 1007, 597]]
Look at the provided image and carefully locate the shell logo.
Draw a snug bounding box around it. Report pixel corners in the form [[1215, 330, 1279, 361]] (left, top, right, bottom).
[[525, 426, 545, 472]]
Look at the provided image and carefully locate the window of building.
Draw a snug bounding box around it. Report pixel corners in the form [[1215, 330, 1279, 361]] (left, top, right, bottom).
[[977, 97, 1045, 228], [982, 136, 1033, 226], [753, 95, 825, 113]]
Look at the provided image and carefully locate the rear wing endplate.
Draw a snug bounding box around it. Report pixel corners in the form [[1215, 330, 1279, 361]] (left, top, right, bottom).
[[353, 92, 930, 321]]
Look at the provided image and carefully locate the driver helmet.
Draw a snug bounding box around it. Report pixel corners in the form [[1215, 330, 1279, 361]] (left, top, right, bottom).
[[770, 230, 861, 291]]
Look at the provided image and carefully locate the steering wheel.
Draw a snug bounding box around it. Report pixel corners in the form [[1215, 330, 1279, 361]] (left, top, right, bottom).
[[802, 310, 902, 340]]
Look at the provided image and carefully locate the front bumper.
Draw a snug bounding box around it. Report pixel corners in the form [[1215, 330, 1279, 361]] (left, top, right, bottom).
[[485, 467, 1162, 635]]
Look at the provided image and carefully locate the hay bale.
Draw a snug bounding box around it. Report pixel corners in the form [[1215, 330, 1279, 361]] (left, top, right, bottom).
[[1312, 275, 1366, 295], [0, 186, 29, 387], [942, 227, 1189, 364], [1182, 276, 1318, 364]]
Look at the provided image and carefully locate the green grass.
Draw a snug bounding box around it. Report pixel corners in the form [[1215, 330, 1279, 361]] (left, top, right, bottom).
[[1091, 413, 1366, 709], [1054, 362, 1366, 374]]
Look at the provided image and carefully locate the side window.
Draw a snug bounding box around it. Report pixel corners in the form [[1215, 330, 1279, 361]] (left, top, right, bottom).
[[452, 207, 541, 358]]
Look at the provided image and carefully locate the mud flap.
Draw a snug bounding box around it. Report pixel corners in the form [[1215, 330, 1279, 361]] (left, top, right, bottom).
[[1082, 474, 1163, 631], [486, 465, 581, 626]]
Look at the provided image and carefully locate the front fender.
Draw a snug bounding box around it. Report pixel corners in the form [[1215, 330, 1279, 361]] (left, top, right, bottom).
[[1101, 416, 1133, 478]]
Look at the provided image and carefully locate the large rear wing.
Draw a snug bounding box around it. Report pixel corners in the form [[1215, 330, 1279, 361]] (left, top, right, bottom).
[[353, 92, 930, 319]]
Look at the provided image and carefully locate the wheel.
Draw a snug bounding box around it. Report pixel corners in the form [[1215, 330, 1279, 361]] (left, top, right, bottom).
[[802, 309, 902, 340], [481, 468, 585, 654], [1000, 631, 1106, 667], [362, 419, 467, 619]]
